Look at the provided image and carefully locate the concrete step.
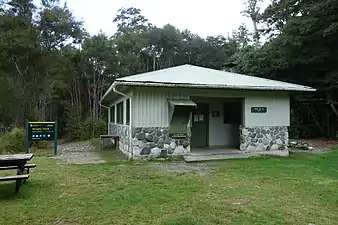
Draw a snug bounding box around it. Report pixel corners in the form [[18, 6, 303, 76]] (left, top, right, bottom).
[[188, 150, 242, 156], [184, 153, 257, 162]]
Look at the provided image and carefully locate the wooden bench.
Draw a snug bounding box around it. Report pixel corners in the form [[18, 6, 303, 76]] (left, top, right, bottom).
[[0, 164, 36, 184], [0, 163, 36, 172], [0, 174, 29, 194], [100, 135, 119, 150]]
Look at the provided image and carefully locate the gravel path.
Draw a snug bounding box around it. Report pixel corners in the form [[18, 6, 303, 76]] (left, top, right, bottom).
[[55, 141, 105, 164]]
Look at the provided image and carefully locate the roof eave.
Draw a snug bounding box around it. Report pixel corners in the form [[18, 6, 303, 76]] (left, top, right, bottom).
[[114, 81, 317, 92], [99, 83, 115, 106]]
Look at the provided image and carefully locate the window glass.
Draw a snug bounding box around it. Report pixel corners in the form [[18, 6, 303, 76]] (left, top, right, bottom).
[[116, 102, 124, 124], [126, 99, 130, 125], [110, 105, 115, 123]]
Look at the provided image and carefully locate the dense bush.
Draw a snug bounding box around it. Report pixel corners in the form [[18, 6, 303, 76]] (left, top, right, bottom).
[[81, 117, 107, 140], [66, 116, 107, 141], [0, 128, 25, 154], [30, 141, 49, 149]]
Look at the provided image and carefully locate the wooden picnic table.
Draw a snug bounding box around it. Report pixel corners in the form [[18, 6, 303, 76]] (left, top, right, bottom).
[[0, 153, 35, 194], [0, 154, 34, 174]]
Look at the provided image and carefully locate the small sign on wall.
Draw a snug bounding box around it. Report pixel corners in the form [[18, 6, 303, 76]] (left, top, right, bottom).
[[194, 114, 204, 122], [251, 107, 267, 113], [169, 132, 187, 139], [212, 111, 220, 118]]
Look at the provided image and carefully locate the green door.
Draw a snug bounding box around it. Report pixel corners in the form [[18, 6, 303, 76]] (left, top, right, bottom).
[[191, 103, 209, 147]]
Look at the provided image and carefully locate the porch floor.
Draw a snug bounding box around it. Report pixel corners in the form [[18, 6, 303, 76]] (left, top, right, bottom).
[[184, 147, 260, 162]]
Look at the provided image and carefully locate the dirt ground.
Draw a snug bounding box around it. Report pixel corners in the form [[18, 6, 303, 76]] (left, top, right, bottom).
[[304, 139, 338, 149], [149, 162, 210, 175]]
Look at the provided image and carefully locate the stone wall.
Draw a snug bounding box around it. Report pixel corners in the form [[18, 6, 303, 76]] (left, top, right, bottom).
[[109, 123, 131, 154], [239, 126, 288, 151], [132, 127, 190, 158]]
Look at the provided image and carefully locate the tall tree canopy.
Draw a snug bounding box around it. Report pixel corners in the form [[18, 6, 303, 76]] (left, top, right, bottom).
[[0, 0, 337, 139]]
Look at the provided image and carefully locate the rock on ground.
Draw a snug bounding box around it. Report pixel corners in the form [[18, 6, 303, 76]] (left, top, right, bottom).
[[54, 141, 105, 164], [289, 139, 338, 153]]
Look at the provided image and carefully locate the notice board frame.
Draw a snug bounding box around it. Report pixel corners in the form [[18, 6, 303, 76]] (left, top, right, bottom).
[[25, 121, 58, 155]]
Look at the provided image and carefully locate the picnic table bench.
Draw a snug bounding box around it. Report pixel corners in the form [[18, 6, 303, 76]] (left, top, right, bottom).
[[100, 135, 119, 150], [0, 153, 36, 194]]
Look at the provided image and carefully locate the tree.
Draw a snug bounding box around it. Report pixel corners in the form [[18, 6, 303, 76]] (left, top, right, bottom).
[[242, 0, 263, 46], [2, 1, 336, 140], [81, 33, 117, 132]]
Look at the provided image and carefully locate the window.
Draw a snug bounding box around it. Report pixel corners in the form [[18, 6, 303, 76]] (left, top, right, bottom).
[[110, 105, 115, 123], [169, 106, 192, 137], [116, 101, 124, 124], [167, 99, 196, 139], [223, 102, 242, 124], [126, 99, 130, 125]]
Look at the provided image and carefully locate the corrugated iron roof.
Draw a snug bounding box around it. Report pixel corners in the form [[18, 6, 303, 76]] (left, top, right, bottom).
[[115, 64, 315, 92]]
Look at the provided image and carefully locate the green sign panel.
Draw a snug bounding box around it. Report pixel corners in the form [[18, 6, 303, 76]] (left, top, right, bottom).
[[169, 132, 188, 139], [28, 122, 55, 141], [25, 121, 58, 155], [251, 107, 267, 113]]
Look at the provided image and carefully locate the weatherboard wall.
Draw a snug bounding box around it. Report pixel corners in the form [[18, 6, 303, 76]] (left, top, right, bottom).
[[131, 87, 189, 127], [131, 87, 290, 128], [244, 95, 290, 127]]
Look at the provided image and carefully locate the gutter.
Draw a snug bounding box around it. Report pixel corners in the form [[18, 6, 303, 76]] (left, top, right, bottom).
[[99, 102, 110, 108], [114, 81, 317, 92], [99, 82, 133, 159], [99, 83, 115, 106], [112, 83, 133, 159], [98, 101, 110, 137]]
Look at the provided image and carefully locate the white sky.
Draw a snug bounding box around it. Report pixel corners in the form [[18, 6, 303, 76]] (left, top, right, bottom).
[[35, 0, 269, 38]]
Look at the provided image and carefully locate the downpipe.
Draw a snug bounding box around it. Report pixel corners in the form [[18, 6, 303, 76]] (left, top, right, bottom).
[[112, 84, 133, 159]]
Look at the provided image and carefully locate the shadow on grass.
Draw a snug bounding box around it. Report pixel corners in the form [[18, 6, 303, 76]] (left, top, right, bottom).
[[0, 181, 34, 200], [0, 183, 18, 200], [162, 217, 205, 225]]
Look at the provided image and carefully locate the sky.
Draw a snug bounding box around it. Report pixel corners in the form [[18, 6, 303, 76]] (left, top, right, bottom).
[[37, 0, 269, 38]]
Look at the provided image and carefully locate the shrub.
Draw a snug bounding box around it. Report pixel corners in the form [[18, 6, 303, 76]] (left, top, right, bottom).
[[0, 128, 26, 154], [80, 117, 107, 140], [30, 141, 49, 149], [65, 116, 107, 141]]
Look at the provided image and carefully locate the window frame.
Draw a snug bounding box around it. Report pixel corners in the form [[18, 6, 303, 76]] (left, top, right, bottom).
[[126, 98, 130, 125], [110, 105, 115, 123], [116, 101, 124, 124]]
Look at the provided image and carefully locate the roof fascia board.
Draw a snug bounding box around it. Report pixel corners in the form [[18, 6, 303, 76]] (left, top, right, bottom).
[[114, 81, 316, 92]]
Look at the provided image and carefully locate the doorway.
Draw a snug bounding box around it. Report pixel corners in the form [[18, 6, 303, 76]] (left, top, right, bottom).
[[191, 103, 209, 147], [223, 100, 242, 148]]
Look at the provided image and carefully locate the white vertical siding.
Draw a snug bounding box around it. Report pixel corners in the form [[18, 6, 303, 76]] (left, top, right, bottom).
[[208, 101, 240, 147], [132, 88, 189, 127], [131, 87, 290, 128], [244, 95, 290, 126]]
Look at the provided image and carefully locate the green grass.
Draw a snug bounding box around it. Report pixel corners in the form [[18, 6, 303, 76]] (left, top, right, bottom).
[[1, 150, 338, 225]]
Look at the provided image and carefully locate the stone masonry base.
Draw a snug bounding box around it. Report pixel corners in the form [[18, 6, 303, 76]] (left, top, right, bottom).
[[109, 123, 131, 155], [109, 124, 289, 159], [132, 127, 190, 158], [239, 126, 289, 151]]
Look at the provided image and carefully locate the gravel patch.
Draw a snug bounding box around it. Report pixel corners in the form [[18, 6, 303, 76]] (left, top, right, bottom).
[[149, 162, 209, 175], [55, 141, 105, 164]]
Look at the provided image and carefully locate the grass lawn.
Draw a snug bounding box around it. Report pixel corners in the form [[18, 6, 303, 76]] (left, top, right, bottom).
[[0, 150, 338, 225]]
